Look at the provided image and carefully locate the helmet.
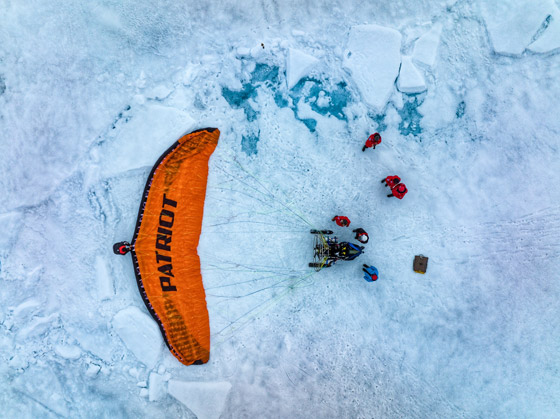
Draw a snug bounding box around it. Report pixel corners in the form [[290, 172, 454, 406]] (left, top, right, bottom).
[[374, 133, 381, 141], [357, 234, 368, 243], [372, 274, 378, 281]]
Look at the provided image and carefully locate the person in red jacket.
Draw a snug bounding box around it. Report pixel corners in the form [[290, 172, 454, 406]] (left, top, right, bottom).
[[332, 215, 351, 227], [381, 175, 401, 189], [353, 228, 369, 244], [113, 241, 131, 255], [388, 183, 407, 199], [362, 133, 381, 152]]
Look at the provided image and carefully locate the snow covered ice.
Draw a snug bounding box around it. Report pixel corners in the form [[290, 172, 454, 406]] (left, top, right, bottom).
[[527, 5, 560, 54], [1, 0, 560, 418], [112, 307, 163, 370], [412, 23, 442, 68], [343, 24, 402, 112], [480, 0, 557, 55], [286, 48, 320, 90], [397, 56, 426, 94], [168, 381, 232, 419]]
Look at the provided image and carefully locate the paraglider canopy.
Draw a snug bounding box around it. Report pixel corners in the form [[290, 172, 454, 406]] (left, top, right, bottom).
[[116, 127, 220, 366]]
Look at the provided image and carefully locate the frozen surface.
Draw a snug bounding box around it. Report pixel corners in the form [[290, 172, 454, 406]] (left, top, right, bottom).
[[412, 23, 442, 68], [112, 307, 163, 369], [343, 24, 402, 111], [54, 344, 82, 360], [480, 0, 556, 55], [95, 255, 114, 301], [286, 48, 319, 89], [1, 0, 560, 418], [168, 380, 232, 419], [397, 56, 426, 93], [528, 7, 560, 53], [0, 212, 23, 254], [96, 104, 195, 178], [148, 371, 169, 402]]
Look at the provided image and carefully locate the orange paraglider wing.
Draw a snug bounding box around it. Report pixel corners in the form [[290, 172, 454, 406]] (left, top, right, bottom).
[[130, 127, 219, 365]]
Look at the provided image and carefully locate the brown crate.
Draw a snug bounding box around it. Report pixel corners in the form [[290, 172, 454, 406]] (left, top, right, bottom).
[[413, 255, 428, 274]]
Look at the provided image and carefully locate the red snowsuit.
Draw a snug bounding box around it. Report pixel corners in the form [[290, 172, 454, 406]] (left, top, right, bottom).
[[353, 228, 369, 244], [390, 183, 408, 199], [332, 216, 351, 227], [363, 133, 382, 151], [383, 175, 401, 189]]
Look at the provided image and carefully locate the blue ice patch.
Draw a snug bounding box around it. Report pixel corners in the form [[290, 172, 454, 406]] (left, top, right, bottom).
[[251, 63, 279, 84], [290, 78, 350, 121], [222, 64, 282, 155], [274, 91, 289, 108], [222, 63, 353, 154], [368, 112, 387, 132], [241, 133, 260, 156], [222, 84, 259, 122], [456, 101, 466, 118], [318, 81, 349, 120], [398, 94, 424, 137], [302, 119, 317, 132]]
